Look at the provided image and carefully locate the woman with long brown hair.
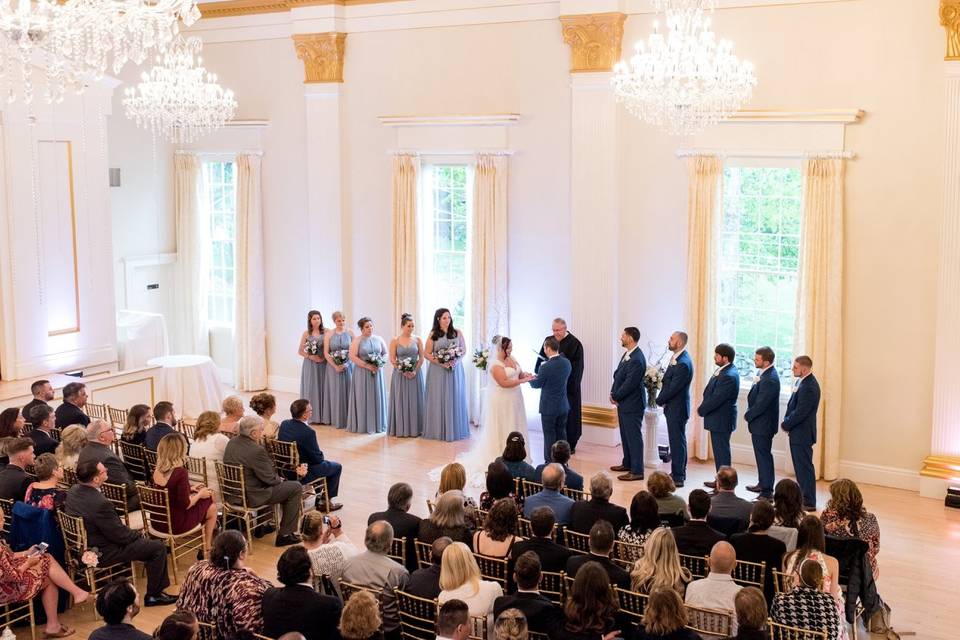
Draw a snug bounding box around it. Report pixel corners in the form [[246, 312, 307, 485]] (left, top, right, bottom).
[[423, 307, 468, 441], [299, 310, 327, 425], [821, 478, 881, 579], [556, 561, 626, 640], [121, 404, 152, 446]]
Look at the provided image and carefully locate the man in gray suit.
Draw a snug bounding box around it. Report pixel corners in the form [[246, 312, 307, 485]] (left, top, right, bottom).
[[342, 521, 409, 638], [77, 419, 140, 510], [223, 415, 304, 546]]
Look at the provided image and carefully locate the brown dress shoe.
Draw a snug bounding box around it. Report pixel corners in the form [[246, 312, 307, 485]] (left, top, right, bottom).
[[609, 465, 629, 472], [617, 472, 644, 481], [703, 480, 717, 489]]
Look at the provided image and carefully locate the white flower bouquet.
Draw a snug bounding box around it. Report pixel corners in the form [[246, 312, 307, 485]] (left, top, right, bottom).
[[434, 345, 464, 368], [365, 352, 387, 374], [331, 349, 349, 366], [81, 548, 100, 568], [398, 357, 417, 373], [472, 348, 490, 370], [304, 340, 322, 356]]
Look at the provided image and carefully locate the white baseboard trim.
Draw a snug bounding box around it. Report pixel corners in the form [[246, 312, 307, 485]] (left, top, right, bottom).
[[267, 374, 300, 394], [836, 459, 920, 493], [730, 443, 791, 472], [580, 425, 621, 448]]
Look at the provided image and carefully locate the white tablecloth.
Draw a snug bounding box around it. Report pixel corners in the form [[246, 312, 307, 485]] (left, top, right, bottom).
[[147, 354, 225, 419], [117, 310, 170, 370]]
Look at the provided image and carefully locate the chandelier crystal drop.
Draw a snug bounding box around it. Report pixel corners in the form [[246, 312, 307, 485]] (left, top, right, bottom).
[[649, 0, 716, 14], [123, 37, 237, 144], [612, 5, 757, 136]]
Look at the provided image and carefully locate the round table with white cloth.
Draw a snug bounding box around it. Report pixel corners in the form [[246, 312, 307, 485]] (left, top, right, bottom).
[[147, 354, 226, 419]]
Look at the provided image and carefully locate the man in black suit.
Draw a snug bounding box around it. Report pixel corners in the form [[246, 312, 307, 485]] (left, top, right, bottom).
[[782, 355, 821, 511], [745, 346, 781, 500], [707, 467, 753, 536], [77, 419, 140, 510], [65, 461, 175, 606], [437, 600, 471, 640], [21, 379, 54, 429], [565, 520, 630, 589], [263, 546, 342, 640], [511, 507, 571, 573], [0, 438, 34, 501], [55, 382, 90, 428], [494, 552, 561, 635], [535, 318, 584, 454], [609, 327, 647, 481], [28, 405, 59, 455], [405, 536, 450, 599], [143, 401, 178, 452], [698, 343, 740, 488], [656, 331, 694, 487], [368, 482, 422, 572], [670, 489, 725, 558], [568, 472, 628, 534]]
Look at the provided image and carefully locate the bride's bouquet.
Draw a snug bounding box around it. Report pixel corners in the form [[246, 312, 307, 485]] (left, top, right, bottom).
[[398, 357, 417, 373], [330, 349, 349, 366], [365, 351, 387, 375], [434, 345, 464, 369], [472, 347, 490, 370]]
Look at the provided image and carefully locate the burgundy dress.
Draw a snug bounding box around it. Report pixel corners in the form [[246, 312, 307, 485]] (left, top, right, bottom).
[[153, 467, 212, 534]]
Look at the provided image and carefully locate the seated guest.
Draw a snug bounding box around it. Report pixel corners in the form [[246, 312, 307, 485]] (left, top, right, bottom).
[[176, 530, 272, 638], [437, 599, 471, 640], [89, 579, 152, 640], [406, 536, 451, 600], [497, 432, 537, 482], [144, 402, 179, 452], [24, 452, 67, 511], [65, 461, 175, 606], [636, 588, 701, 640], [783, 516, 842, 602], [263, 545, 343, 640], [565, 520, 630, 589], [647, 471, 689, 521], [301, 511, 359, 584], [189, 411, 230, 505], [78, 419, 140, 510], [21, 380, 54, 432], [708, 467, 753, 535], [279, 399, 343, 510], [494, 552, 561, 635], [419, 491, 474, 548], [630, 528, 692, 596], [821, 478, 881, 579], [223, 415, 304, 546], [511, 507, 571, 573], [617, 490, 661, 556], [0, 506, 89, 638], [438, 541, 503, 616], [523, 464, 574, 526], [339, 590, 382, 640], [369, 482, 422, 572], [773, 479, 805, 529], [684, 542, 742, 633], [568, 472, 628, 534], [152, 433, 217, 554], [494, 609, 528, 640], [671, 489, 725, 558], [770, 559, 843, 640], [55, 382, 90, 428], [28, 405, 59, 455], [120, 404, 152, 446], [0, 408, 21, 465], [555, 562, 629, 640], [437, 463, 479, 522], [0, 437, 34, 501], [721, 587, 768, 640], [730, 500, 786, 602], [342, 521, 409, 637], [473, 498, 519, 559], [480, 460, 523, 511], [55, 425, 87, 470], [251, 392, 281, 439], [154, 610, 199, 640], [534, 440, 583, 492], [219, 395, 245, 435]]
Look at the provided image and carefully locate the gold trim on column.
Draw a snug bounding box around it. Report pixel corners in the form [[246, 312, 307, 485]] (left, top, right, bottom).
[[920, 455, 960, 480], [292, 33, 347, 83], [942, 0, 960, 60], [559, 12, 626, 73], [583, 404, 618, 429]]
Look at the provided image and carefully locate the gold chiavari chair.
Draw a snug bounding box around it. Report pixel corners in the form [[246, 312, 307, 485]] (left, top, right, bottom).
[[773, 569, 796, 594], [101, 482, 144, 531], [137, 485, 205, 584], [679, 553, 710, 579], [19, 421, 34, 437], [58, 466, 78, 491], [107, 406, 128, 430], [339, 580, 383, 603], [475, 508, 489, 525], [51, 426, 62, 442], [57, 512, 134, 616], [562, 528, 591, 554], [215, 461, 276, 552], [186, 455, 209, 486], [177, 419, 197, 442], [0, 498, 12, 538], [85, 402, 110, 422], [389, 536, 408, 568], [426, 499, 435, 514], [539, 570, 565, 605], [616, 587, 649, 625], [415, 540, 433, 569], [265, 437, 330, 513], [196, 620, 218, 640], [517, 517, 557, 542], [521, 479, 543, 499], [0, 600, 37, 640], [561, 487, 590, 501], [142, 448, 158, 478], [685, 604, 733, 638], [729, 558, 766, 589], [396, 589, 438, 640], [468, 615, 487, 640], [24, 463, 37, 481], [767, 619, 828, 640], [117, 440, 148, 482], [613, 539, 645, 565], [473, 553, 509, 587]]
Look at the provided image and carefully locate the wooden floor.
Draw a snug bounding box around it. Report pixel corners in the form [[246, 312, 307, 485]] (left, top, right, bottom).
[[31, 389, 960, 640]]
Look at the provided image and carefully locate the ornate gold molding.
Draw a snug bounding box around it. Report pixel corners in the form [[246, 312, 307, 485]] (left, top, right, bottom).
[[582, 404, 618, 429], [198, 0, 398, 19], [559, 12, 626, 73], [292, 33, 347, 83], [920, 454, 960, 480], [942, 0, 960, 60]]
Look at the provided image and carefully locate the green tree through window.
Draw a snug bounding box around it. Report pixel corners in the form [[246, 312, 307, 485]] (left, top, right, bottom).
[[423, 165, 470, 331]]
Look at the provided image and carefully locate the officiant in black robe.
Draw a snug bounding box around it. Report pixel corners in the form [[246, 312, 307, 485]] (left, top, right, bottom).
[[535, 319, 584, 452]]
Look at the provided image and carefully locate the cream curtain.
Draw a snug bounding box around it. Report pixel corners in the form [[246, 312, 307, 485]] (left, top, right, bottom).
[[234, 153, 268, 391], [795, 157, 845, 480], [392, 154, 420, 327], [174, 153, 209, 355], [683, 156, 723, 461], [470, 154, 510, 422]]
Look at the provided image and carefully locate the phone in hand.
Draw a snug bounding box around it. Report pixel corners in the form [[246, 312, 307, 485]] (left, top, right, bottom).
[[29, 542, 49, 557], [322, 515, 332, 525]]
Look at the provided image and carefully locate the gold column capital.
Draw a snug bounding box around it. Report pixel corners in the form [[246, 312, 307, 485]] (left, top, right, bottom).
[[559, 12, 626, 73], [942, 0, 960, 60], [920, 454, 960, 480], [292, 32, 347, 83]]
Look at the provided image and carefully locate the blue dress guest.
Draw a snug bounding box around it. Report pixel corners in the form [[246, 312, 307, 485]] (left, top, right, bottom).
[[781, 356, 821, 510], [528, 336, 572, 463], [498, 432, 538, 481], [744, 347, 781, 500], [388, 314, 425, 437], [609, 327, 647, 482], [697, 343, 740, 487], [346, 318, 388, 434], [299, 310, 327, 424], [656, 331, 694, 487], [278, 399, 343, 510], [323, 311, 355, 429], [422, 308, 469, 441]]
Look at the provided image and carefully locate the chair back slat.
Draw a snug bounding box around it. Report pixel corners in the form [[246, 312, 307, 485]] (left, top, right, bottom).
[[767, 618, 828, 640], [118, 441, 147, 481], [415, 540, 433, 569], [468, 615, 487, 640], [561, 487, 590, 501], [613, 539, 644, 564], [396, 589, 438, 640], [186, 456, 208, 486], [388, 537, 407, 568], [730, 558, 766, 589], [679, 553, 709, 579], [215, 462, 250, 509], [142, 448, 158, 478], [137, 485, 174, 533], [539, 570, 565, 605], [772, 569, 795, 595], [521, 479, 543, 499], [18, 422, 34, 437], [473, 553, 508, 587], [85, 402, 109, 421], [107, 406, 128, 429], [196, 620, 218, 640], [616, 587, 649, 624], [101, 482, 135, 528], [58, 467, 78, 491], [0, 499, 12, 538], [177, 420, 197, 441], [685, 604, 733, 638], [265, 438, 299, 479], [562, 528, 591, 554]]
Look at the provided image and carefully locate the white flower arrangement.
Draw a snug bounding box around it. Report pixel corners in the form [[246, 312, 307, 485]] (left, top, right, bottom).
[[472, 348, 490, 370], [304, 340, 321, 356], [331, 349, 349, 366], [398, 357, 417, 373], [434, 345, 464, 368], [365, 351, 387, 374]]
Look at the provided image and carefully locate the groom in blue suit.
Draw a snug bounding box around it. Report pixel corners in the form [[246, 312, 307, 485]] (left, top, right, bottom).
[[744, 346, 780, 500], [609, 327, 646, 481], [656, 331, 693, 487], [529, 337, 572, 463], [782, 355, 821, 511], [697, 343, 740, 488]]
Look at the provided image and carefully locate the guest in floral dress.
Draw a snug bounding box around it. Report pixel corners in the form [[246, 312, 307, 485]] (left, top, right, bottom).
[[299, 310, 327, 425], [324, 311, 356, 429], [347, 317, 388, 434], [821, 478, 881, 579], [479, 460, 523, 511], [23, 453, 67, 512]]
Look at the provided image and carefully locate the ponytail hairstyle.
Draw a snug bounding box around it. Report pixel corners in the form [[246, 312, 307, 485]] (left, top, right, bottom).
[[210, 530, 247, 570]]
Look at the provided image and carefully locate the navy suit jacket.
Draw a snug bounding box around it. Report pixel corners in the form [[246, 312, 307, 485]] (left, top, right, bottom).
[[744, 367, 781, 436], [657, 350, 693, 422], [529, 355, 571, 416], [697, 364, 740, 433], [278, 419, 325, 466], [611, 347, 647, 414], [782, 374, 820, 446], [143, 422, 176, 451]]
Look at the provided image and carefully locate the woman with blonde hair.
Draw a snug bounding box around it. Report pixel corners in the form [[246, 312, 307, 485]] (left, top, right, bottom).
[[630, 528, 692, 596], [152, 433, 216, 555], [219, 396, 245, 434], [249, 393, 280, 438], [635, 588, 700, 640], [438, 542, 503, 616], [55, 424, 86, 469], [494, 609, 528, 640], [121, 404, 152, 446], [437, 462, 478, 524], [821, 478, 881, 579], [190, 411, 230, 504], [324, 310, 356, 429], [418, 491, 474, 547], [340, 589, 383, 640]]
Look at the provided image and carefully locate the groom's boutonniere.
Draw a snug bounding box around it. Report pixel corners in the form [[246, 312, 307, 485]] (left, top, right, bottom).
[[752, 374, 760, 385]]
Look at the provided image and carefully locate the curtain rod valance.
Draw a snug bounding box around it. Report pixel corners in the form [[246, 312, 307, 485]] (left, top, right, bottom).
[[675, 149, 855, 160]]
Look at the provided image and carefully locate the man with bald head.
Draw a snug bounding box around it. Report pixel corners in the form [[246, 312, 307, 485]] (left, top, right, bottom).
[[342, 520, 409, 636], [522, 463, 575, 525], [684, 541, 743, 632], [656, 331, 693, 486], [76, 418, 140, 509]]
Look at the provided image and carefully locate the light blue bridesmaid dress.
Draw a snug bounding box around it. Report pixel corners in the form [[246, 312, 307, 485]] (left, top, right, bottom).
[[324, 330, 353, 429], [346, 335, 387, 434], [423, 333, 469, 441], [300, 332, 325, 421], [388, 339, 425, 437]]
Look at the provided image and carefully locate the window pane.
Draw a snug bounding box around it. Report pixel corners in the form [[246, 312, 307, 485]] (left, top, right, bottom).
[[421, 164, 471, 332], [202, 160, 238, 327]]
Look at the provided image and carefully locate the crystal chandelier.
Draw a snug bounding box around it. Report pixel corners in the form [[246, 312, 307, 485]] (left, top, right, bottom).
[[612, 3, 756, 136], [123, 37, 237, 144]]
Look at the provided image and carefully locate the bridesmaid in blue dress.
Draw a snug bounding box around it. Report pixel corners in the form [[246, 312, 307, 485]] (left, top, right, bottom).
[[298, 310, 326, 424], [423, 307, 469, 441], [346, 317, 388, 434], [388, 313, 425, 437], [323, 311, 355, 429]]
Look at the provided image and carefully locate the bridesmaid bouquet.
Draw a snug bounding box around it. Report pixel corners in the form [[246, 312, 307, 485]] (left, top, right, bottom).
[[399, 357, 418, 373], [305, 340, 321, 356], [331, 350, 349, 366], [365, 352, 387, 374], [434, 345, 464, 368], [472, 347, 490, 370]]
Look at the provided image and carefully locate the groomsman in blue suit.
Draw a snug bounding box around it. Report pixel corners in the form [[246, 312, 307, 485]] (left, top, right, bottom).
[[529, 337, 573, 463], [782, 355, 821, 511], [744, 346, 780, 500], [656, 331, 693, 487], [609, 327, 646, 482], [697, 343, 740, 489], [278, 399, 344, 511]]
